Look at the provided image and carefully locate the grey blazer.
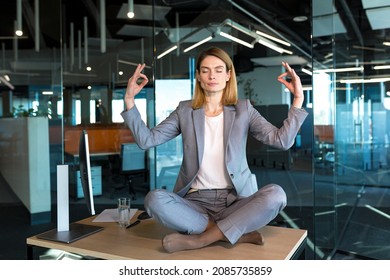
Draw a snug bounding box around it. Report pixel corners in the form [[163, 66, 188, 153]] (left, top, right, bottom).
[[121, 99, 308, 197]]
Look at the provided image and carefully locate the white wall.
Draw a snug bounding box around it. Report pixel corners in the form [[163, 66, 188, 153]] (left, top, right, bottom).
[[0, 117, 51, 215]]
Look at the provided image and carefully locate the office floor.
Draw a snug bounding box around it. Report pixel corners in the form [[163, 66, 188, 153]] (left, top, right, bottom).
[[1, 163, 389, 260]]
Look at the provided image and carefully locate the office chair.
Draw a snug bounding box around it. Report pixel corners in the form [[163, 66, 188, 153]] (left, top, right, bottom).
[[110, 143, 149, 200]]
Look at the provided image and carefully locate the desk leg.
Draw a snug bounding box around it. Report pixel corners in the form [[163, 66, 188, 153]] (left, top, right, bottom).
[[27, 244, 34, 260]]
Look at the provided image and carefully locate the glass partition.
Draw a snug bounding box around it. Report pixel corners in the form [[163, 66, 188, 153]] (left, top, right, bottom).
[[1, 0, 319, 259], [154, 79, 191, 190], [312, 0, 390, 259], [0, 0, 63, 224], [3, 0, 390, 260], [0, 0, 315, 247], [152, 1, 315, 259]]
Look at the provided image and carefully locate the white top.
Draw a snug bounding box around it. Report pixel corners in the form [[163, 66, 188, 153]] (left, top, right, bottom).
[[191, 113, 232, 190]]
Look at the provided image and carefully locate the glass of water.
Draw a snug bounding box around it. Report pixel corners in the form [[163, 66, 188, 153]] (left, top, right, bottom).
[[117, 197, 131, 227]]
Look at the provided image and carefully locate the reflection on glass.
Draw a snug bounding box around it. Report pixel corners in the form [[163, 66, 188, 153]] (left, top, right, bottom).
[[75, 100, 81, 125], [312, 0, 390, 259], [155, 79, 192, 191], [57, 100, 63, 116], [90, 100, 96, 123]]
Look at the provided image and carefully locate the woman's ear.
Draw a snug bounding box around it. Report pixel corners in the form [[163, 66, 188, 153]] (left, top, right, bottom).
[[226, 69, 231, 81], [196, 70, 200, 81]]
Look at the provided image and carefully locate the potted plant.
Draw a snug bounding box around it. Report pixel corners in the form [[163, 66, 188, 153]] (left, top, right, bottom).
[[238, 78, 259, 105]]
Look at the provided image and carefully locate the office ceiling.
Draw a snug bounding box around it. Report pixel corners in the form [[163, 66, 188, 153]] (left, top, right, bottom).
[[0, 0, 390, 88]]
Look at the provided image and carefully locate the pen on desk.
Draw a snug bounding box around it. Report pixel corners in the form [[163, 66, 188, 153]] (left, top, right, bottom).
[[126, 220, 140, 229]]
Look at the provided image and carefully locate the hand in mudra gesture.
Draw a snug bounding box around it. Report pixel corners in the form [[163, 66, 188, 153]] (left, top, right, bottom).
[[277, 62, 304, 108], [124, 63, 149, 109]]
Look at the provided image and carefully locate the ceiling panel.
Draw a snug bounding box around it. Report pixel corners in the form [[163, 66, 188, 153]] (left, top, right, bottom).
[[312, 0, 336, 16], [116, 4, 171, 21], [361, 0, 390, 9], [365, 7, 390, 30], [313, 14, 346, 37], [251, 55, 308, 67], [117, 25, 161, 37]]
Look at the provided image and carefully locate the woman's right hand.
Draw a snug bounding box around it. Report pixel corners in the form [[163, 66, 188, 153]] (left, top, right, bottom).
[[124, 63, 149, 110]]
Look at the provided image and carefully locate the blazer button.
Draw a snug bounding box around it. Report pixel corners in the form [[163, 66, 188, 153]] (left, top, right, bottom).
[[230, 174, 234, 179]]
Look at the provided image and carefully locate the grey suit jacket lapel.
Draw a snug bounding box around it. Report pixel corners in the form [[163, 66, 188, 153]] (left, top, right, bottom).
[[224, 105, 236, 154], [193, 107, 205, 166]]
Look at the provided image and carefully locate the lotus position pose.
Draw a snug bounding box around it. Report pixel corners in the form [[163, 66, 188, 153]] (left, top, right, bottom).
[[121, 47, 308, 253]]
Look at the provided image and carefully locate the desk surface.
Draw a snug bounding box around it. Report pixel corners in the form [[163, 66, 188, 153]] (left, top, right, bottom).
[[65, 149, 119, 158], [27, 211, 307, 260]]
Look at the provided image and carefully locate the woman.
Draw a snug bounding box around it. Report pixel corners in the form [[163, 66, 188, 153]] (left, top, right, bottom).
[[121, 47, 308, 253]]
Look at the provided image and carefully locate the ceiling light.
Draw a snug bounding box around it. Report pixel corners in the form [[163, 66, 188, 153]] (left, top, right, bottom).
[[221, 18, 292, 54], [118, 59, 152, 68], [293, 16, 308, 22], [364, 205, 390, 220], [301, 68, 313, 76], [183, 35, 213, 53], [15, 0, 23, 36], [315, 66, 364, 73], [157, 45, 178, 59], [42, 91, 53, 95], [384, 42, 390, 46], [257, 38, 292, 54], [353, 45, 385, 52], [0, 76, 14, 90], [324, 53, 333, 59], [340, 77, 390, 84], [322, 58, 333, 64], [373, 65, 390, 70], [255, 30, 291, 46], [224, 19, 254, 37], [219, 31, 253, 48], [127, 0, 135, 18]]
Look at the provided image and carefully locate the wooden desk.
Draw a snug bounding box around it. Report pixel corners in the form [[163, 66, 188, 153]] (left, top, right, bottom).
[[27, 211, 307, 260], [64, 125, 134, 157]]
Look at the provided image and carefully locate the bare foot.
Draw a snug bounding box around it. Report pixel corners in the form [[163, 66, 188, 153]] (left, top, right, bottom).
[[236, 231, 264, 245]]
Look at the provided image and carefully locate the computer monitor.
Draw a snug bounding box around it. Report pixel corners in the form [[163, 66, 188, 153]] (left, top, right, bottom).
[[36, 130, 103, 243], [79, 129, 95, 215]]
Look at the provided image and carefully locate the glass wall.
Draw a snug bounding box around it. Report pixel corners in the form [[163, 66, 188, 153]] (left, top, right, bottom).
[[0, 0, 316, 256], [152, 1, 315, 259], [0, 0, 63, 224], [11, 0, 390, 261], [312, 0, 390, 259]]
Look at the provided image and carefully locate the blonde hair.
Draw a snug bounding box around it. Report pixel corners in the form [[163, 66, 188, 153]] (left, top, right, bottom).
[[192, 47, 238, 109]]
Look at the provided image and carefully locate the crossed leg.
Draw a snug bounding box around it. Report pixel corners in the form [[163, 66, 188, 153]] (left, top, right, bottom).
[[145, 185, 285, 253], [162, 220, 264, 253]]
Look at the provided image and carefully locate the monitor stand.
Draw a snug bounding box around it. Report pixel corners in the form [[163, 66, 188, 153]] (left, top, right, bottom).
[[37, 223, 103, 244], [37, 165, 103, 243]]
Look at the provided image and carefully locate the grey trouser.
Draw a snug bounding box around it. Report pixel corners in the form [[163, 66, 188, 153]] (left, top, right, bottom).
[[144, 184, 287, 244]]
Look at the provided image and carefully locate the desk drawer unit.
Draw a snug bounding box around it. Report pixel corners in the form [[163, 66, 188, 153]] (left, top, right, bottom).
[[72, 166, 102, 198]]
